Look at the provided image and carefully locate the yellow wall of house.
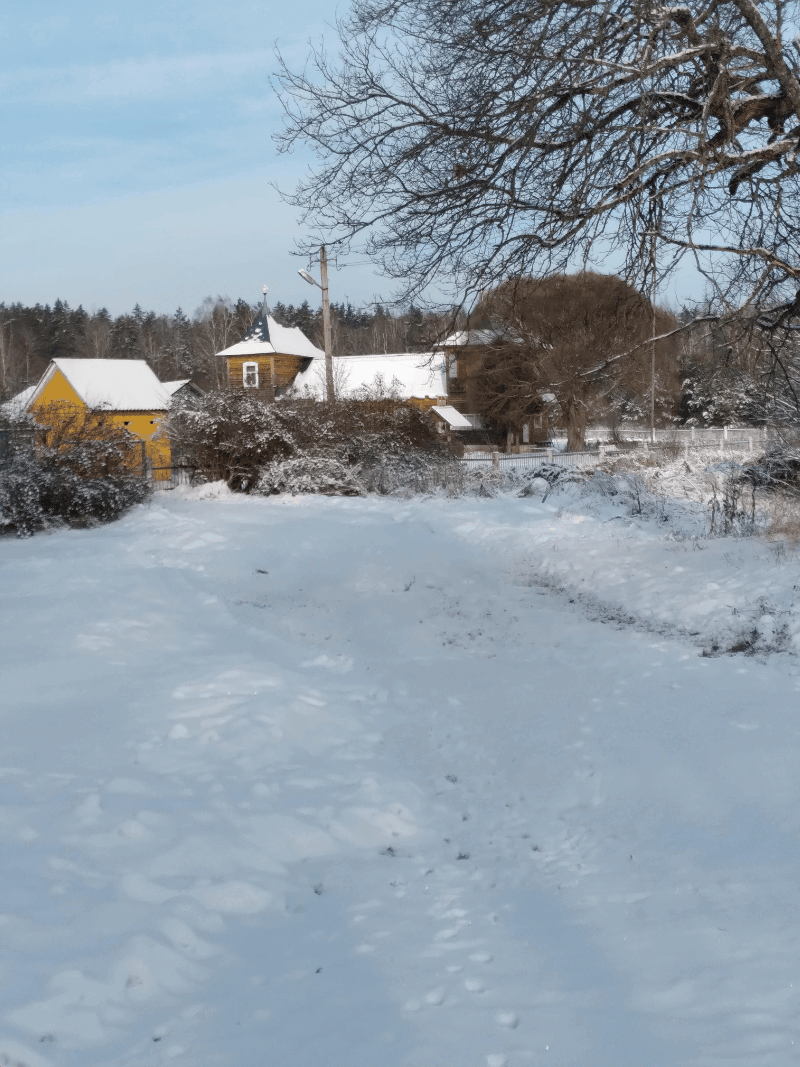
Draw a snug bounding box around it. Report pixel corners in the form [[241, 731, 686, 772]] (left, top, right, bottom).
[[29, 368, 172, 477], [408, 395, 448, 411], [31, 368, 84, 409]]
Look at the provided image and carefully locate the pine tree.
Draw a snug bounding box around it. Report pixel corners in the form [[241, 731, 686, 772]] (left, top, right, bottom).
[[109, 315, 140, 360], [170, 307, 196, 377], [38, 300, 84, 362]]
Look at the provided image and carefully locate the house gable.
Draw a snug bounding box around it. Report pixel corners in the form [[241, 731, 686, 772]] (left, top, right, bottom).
[[30, 366, 86, 412]]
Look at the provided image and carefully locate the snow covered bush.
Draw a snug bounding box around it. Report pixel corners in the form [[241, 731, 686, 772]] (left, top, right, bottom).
[[171, 388, 459, 495], [256, 452, 364, 496], [0, 414, 150, 536], [169, 390, 298, 491]]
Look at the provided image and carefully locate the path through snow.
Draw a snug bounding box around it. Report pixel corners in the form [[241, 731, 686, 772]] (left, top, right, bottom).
[[2, 489, 800, 1066]]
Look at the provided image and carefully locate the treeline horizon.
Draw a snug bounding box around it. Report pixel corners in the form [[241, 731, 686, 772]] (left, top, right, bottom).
[[0, 295, 444, 400]]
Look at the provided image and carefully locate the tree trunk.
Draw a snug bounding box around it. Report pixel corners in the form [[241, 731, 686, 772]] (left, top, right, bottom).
[[562, 396, 586, 452]]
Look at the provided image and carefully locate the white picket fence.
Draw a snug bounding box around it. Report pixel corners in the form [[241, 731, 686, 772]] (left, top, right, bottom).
[[461, 449, 617, 471], [461, 430, 769, 472], [586, 425, 771, 448]]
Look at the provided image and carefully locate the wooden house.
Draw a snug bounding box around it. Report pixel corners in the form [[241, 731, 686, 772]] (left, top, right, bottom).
[[220, 310, 324, 397], [25, 358, 174, 478], [435, 326, 552, 449]]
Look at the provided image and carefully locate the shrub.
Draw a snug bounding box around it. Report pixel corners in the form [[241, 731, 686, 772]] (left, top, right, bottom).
[[170, 388, 459, 494], [0, 412, 150, 536], [169, 390, 299, 491], [257, 452, 364, 496]]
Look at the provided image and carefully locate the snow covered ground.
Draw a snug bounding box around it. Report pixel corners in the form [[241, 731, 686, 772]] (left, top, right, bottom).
[[3, 480, 800, 1067]]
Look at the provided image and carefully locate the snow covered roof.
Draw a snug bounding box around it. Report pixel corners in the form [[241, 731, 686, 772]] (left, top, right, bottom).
[[437, 328, 506, 348], [218, 314, 324, 360], [161, 379, 191, 396], [0, 384, 36, 419], [430, 405, 473, 429], [293, 352, 448, 399], [30, 359, 171, 412]]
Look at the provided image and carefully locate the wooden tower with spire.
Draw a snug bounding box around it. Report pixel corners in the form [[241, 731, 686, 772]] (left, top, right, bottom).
[[220, 286, 324, 397]]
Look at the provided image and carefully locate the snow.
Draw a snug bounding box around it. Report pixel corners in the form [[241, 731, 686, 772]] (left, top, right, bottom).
[[438, 328, 506, 347], [431, 405, 473, 429], [294, 352, 448, 399], [4, 481, 800, 1066], [1, 385, 36, 418], [30, 360, 171, 412]]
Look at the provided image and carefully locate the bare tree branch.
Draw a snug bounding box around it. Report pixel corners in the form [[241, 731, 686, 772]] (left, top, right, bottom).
[[274, 0, 800, 325]]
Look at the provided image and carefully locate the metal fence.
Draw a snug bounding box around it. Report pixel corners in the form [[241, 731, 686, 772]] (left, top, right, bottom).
[[148, 465, 196, 490]]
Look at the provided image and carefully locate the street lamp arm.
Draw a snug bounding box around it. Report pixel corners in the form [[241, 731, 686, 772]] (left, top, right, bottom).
[[298, 268, 322, 289], [296, 248, 335, 401]]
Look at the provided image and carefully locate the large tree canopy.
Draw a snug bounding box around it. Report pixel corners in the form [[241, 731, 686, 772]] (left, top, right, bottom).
[[276, 0, 800, 326], [474, 273, 678, 449]]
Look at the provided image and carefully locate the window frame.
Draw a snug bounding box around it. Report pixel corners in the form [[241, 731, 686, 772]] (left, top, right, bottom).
[[243, 362, 259, 388]]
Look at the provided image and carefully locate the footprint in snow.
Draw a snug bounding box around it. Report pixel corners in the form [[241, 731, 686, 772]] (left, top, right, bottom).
[[487, 1056, 507, 1067], [465, 978, 485, 993], [424, 988, 446, 1005], [496, 1011, 519, 1029], [434, 926, 461, 941], [470, 951, 492, 963]]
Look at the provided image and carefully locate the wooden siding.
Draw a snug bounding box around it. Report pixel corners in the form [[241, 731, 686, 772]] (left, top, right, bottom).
[[445, 348, 485, 414], [408, 395, 448, 411], [444, 346, 550, 446], [227, 355, 309, 394]]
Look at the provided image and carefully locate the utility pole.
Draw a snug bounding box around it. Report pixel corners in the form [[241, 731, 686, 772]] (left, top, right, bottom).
[[650, 233, 657, 445], [298, 245, 335, 402], [319, 246, 334, 403]]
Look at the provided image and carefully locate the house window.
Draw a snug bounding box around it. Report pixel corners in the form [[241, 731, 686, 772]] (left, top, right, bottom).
[[243, 362, 259, 388], [448, 355, 458, 378], [533, 414, 543, 429], [123, 420, 131, 426], [522, 423, 529, 444]]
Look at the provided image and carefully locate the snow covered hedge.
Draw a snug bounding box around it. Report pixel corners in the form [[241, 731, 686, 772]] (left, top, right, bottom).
[[170, 390, 460, 495], [0, 416, 150, 536]]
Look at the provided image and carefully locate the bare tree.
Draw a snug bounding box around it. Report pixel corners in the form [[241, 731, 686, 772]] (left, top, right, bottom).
[[276, 0, 800, 330], [474, 274, 678, 449], [79, 311, 112, 360], [193, 297, 250, 388]]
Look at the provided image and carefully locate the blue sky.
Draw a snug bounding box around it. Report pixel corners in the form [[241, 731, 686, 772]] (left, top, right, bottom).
[[1, 0, 701, 318], [0, 0, 383, 315]]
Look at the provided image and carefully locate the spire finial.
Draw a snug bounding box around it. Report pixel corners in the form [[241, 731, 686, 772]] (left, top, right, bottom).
[[260, 285, 270, 344]]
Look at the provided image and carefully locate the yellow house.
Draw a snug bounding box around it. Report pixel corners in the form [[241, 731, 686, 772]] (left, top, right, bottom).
[[26, 358, 173, 477]]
